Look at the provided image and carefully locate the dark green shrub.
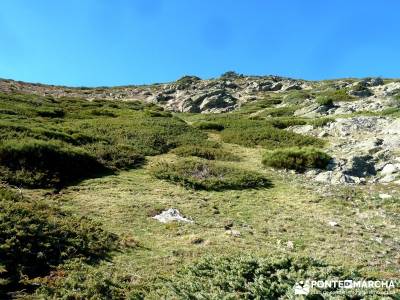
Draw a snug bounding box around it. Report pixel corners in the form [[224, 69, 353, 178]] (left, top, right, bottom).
[[150, 158, 271, 190], [0, 139, 107, 188], [172, 145, 238, 161], [262, 147, 331, 171], [267, 117, 307, 129], [36, 108, 65, 118], [90, 109, 117, 117], [221, 126, 325, 149], [33, 260, 130, 299], [193, 121, 225, 131], [84, 143, 145, 170], [315, 96, 333, 106], [308, 117, 335, 127], [260, 106, 298, 117], [161, 255, 361, 299], [144, 110, 172, 117], [317, 89, 353, 102], [0, 188, 117, 297], [284, 90, 311, 104]]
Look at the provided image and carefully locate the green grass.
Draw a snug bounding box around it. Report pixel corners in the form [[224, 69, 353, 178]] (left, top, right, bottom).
[[150, 158, 271, 190], [262, 147, 332, 172]]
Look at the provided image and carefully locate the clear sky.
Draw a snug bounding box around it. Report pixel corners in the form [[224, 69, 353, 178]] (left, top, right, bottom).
[[1, 0, 399, 86]]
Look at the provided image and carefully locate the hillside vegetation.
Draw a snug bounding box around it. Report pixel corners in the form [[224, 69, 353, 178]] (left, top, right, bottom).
[[0, 75, 399, 299]]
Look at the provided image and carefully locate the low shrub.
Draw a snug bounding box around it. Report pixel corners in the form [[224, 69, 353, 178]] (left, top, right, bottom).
[[84, 143, 145, 170], [284, 90, 311, 104], [317, 88, 354, 102], [0, 139, 107, 188], [193, 121, 225, 131], [172, 145, 238, 161], [33, 260, 131, 299], [221, 126, 325, 149], [0, 188, 117, 297], [259, 106, 298, 117], [262, 147, 331, 171], [90, 109, 117, 117], [267, 117, 307, 129], [161, 255, 361, 299], [308, 117, 335, 127], [315, 96, 333, 106], [150, 158, 271, 190], [36, 108, 65, 118], [144, 110, 172, 117]]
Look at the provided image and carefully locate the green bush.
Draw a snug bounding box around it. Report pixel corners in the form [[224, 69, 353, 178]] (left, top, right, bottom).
[[0, 188, 117, 297], [150, 158, 271, 190], [84, 143, 145, 170], [284, 90, 311, 104], [161, 255, 361, 299], [315, 96, 333, 106], [308, 117, 335, 127], [317, 89, 354, 102], [90, 109, 117, 117], [33, 260, 131, 299], [262, 147, 331, 171], [144, 109, 172, 117], [36, 108, 65, 118], [267, 117, 307, 129], [193, 121, 225, 131], [172, 145, 238, 161], [0, 139, 107, 188], [221, 126, 325, 149]]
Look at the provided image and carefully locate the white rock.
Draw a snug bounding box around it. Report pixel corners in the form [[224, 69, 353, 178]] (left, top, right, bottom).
[[381, 164, 398, 175], [318, 131, 329, 138], [328, 221, 339, 227], [153, 208, 193, 223], [379, 174, 397, 183], [286, 241, 294, 249], [225, 229, 241, 237], [379, 193, 392, 199]]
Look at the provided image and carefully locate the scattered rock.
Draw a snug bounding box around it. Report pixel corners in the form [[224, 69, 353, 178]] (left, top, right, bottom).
[[225, 229, 241, 237], [152, 208, 193, 223], [286, 241, 294, 250], [381, 164, 399, 175], [379, 193, 392, 200], [328, 221, 339, 227]]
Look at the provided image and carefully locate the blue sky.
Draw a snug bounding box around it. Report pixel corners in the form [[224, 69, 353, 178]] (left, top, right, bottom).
[[1, 0, 399, 86]]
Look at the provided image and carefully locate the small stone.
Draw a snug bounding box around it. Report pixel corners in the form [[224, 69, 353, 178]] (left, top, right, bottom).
[[381, 164, 398, 175], [380, 174, 397, 183], [286, 241, 294, 249], [379, 193, 392, 200], [318, 131, 329, 138], [328, 221, 339, 227], [152, 208, 193, 223], [225, 229, 241, 237]]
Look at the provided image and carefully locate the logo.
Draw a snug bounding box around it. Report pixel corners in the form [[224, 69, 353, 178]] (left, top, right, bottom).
[[294, 281, 310, 295]]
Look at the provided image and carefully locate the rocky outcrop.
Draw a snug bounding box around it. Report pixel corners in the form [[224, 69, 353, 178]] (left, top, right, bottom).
[[296, 116, 400, 185]]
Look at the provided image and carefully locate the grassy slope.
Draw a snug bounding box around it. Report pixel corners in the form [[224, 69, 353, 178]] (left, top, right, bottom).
[[2, 89, 400, 297], [25, 132, 400, 296]]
